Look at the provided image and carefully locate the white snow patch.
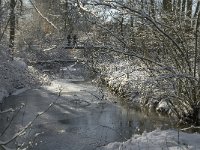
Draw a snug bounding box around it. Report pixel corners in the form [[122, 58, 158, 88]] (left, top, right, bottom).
[[98, 60, 173, 113], [12, 87, 30, 96], [100, 129, 200, 150], [156, 100, 170, 112], [43, 79, 85, 94], [0, 46, 49, 105]]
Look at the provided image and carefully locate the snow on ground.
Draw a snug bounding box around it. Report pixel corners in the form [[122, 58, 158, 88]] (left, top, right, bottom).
[[100, 129, 200, 150], [0, 45, 49, 103], [100, 61, 147, 95], [97, 60, 173, 113], [11, 87, 30, 96]]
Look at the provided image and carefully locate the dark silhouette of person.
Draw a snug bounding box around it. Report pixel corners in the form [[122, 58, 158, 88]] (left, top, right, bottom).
[[67, 35, 71, 46], [73, 35, 77, 46]]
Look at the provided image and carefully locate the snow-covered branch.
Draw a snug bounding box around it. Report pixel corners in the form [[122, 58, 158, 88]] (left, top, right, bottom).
[[29, 0, 58, 30]]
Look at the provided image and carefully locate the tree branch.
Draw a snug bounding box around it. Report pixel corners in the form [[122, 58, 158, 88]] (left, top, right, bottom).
[[0, 89, 62, 147], [29, 0, 58, 30]]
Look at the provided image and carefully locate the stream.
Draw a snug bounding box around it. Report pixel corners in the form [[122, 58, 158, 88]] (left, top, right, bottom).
[[0, 62, 175, 150]]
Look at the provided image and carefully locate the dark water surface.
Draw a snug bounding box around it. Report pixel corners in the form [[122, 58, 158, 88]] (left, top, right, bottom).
[[0, 64, 175, 150], [0, 82, 174, 150]]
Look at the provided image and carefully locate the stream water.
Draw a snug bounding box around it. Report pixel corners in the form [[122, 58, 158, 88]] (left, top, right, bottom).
[[0, 62, 175, 150]]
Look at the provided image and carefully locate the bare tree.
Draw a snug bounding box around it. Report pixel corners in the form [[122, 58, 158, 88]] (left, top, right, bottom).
[[77, 0, 200, 125], [64, 0, 68, 33], [150, 0, 156, 19], [186, 0, 192, 17], [9, 0, 16, 58], [0, 0, 2, 33], [182, 0, 186, 12], [194, 1, 200, 18]]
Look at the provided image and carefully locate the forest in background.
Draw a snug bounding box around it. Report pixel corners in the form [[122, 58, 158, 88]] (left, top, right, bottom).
[[0, 0, 200, 126]]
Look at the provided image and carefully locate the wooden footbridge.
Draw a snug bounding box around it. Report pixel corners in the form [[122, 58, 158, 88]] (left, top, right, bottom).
[[27, 43, 106, 66], [63, 45, 105, 50]]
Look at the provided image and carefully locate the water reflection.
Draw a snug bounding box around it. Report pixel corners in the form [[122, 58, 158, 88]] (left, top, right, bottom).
[[0, 83, 175, 150]]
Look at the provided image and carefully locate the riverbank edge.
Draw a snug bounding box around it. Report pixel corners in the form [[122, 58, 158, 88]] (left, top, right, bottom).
[[92, 61, 175, 121], [0, 58, 50, 106]]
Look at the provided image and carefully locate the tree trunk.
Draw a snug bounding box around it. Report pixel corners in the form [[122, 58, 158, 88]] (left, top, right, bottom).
[[0, 0, 2, 33], [141, 0, 144, 10], [194, 1, 200, 19], [197, 10, 200, 86], [176, 0, 181, 13], [150, 0, 156, 19], [184, 0, 192, 30], [120, 16, 124, 37], [186, 0, 192, 18], [64, 0, 68, 33], [192, 1, 200, 28], [182, 0, 186, 13], [9, 0, 16, 59]]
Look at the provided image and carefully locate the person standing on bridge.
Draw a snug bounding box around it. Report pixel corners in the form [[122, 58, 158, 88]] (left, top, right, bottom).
[[73, 35, 77, 46], [67, 35, 71, 46]]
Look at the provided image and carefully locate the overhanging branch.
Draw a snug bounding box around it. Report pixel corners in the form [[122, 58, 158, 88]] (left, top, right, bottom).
[[29, 0, 58, 30]]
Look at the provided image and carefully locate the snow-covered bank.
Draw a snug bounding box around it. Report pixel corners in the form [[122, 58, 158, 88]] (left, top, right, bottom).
[[96, 60, 172, 113], [99, 129, 200, 150], [94, 59, 200, 150], [0, 45, 49, 103]]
